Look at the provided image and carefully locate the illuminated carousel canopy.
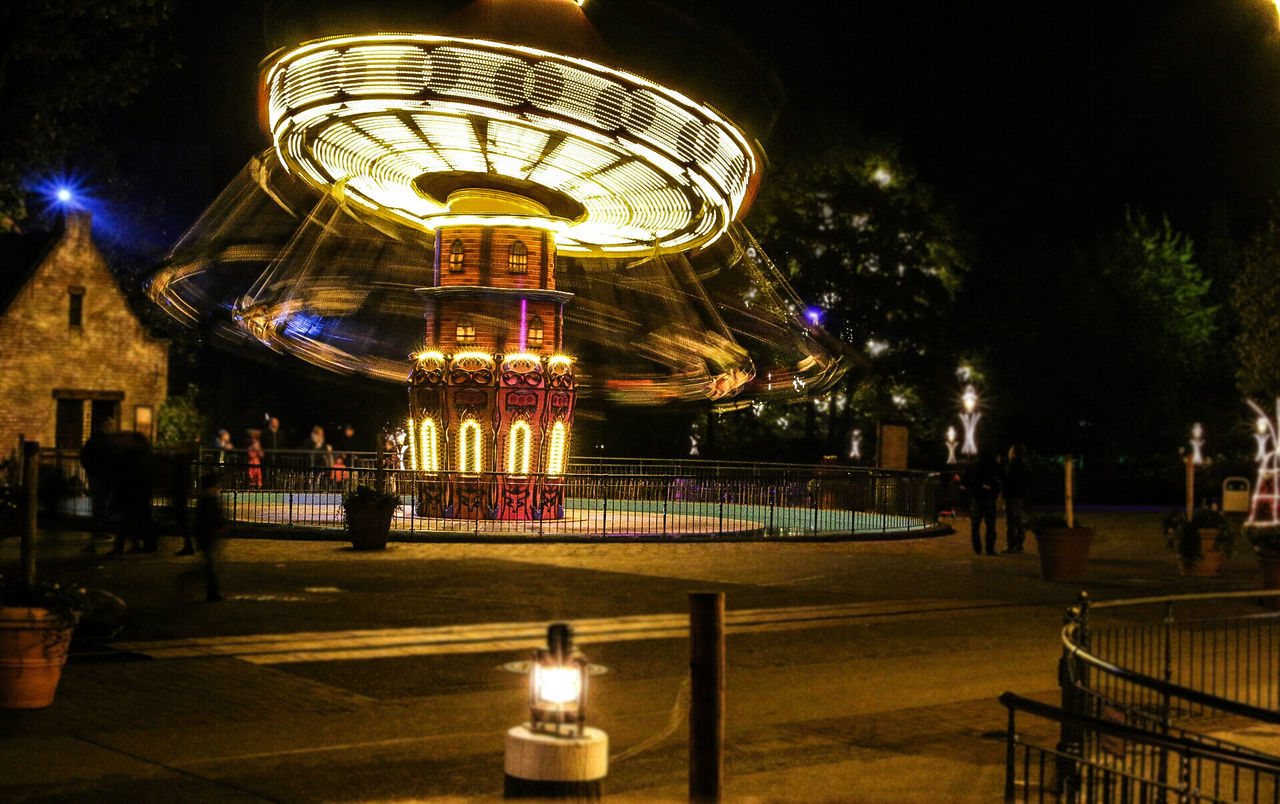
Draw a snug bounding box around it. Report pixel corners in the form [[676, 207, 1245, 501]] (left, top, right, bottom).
[[150, 0, 848, 405]]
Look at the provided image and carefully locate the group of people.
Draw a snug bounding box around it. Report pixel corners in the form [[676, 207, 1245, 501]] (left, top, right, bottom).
[[960, 444, 1033, 556], [210, 418, 361, 488]]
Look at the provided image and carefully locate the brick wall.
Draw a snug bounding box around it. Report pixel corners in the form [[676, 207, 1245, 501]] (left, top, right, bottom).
[[0, 211, 168, 460]]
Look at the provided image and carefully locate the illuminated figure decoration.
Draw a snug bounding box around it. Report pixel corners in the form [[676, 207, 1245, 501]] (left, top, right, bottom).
[[849, 428, 862, 461], [1189, 422, 1205, 466], [1256, 416, 1271, 464], [148, 0, 847, 519], [945, 426, 958, 465], [1248, 399, 1280, 524], [958, 384, 980, 457]]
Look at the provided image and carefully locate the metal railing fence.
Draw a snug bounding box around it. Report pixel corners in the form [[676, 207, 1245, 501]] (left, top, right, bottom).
[[35, 449, 938, 539], [1063, 591, 1280, 723], [1001, 692, 1280, 804]]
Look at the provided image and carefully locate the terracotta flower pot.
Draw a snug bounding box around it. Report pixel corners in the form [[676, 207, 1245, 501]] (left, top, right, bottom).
[[1179, 530, 1225, 577], [1033, 527, 1094, 582], [0, 606, 74, 709], [346, 502, 395, 550]]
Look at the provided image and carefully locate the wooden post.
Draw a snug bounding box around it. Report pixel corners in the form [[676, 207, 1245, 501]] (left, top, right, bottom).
[[1185, 454, 1195, 518], [21, 441, 39, 590], [690, 592, 725, 803], [1064, 454, 1075, 529]]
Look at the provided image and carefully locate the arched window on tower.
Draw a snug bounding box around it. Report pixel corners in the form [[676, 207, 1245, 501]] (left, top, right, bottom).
[[527, 315, 544, 350], [448, 238, 465, 272], [456, 314, 476, 346], [458, 419, 484, 474], [507, 421, 532, 475], [508, 239, 528, 274]]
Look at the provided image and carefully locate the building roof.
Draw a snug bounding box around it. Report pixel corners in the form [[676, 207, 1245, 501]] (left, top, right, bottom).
[[0, 218, 63, 317]]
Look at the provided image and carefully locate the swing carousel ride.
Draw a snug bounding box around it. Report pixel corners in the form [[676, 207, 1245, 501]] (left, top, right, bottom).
[[149, 0, 849, 520]]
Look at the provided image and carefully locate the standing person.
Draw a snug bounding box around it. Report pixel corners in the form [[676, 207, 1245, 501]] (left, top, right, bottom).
[[171, 441, 197, 556], [307, 426, 333, 489], [962, 448, 1003, 556], [213, 429, 233, 465], [263, 416, 285, 452], [335, 424, 358, 467], [79, 417, 117, 554], [1002, 444, 1032, 554], [114, 430, 157, 554], [246, 434, 264, 489], [193, 471, 227, 602]]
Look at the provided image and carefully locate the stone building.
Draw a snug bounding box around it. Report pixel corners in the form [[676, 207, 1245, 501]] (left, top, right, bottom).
[[0, 210, 168, 460]]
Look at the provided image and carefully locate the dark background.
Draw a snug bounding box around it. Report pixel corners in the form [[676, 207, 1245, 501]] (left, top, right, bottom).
[[23, 0, 1280, 476]]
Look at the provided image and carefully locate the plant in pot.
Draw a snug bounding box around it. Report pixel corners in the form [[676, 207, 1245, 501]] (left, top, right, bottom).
[[1164, 509, 1236, 577], [342, 485, 399, 550], [0, 574, 91, 709], [1028, 513, 1094, 583]]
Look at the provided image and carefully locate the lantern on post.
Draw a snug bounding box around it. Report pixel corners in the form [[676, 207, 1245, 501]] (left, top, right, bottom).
[[505, 623, 608, 798], [528, 623, 588, 736]]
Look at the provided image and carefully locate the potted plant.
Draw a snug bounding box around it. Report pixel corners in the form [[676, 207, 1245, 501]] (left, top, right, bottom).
[[0, 574, 91, 709], [1029, 513, 1094, 582], [342, 485, 399, 550], [1164, 509, 1236, 576], [1245, 524, 1280, 604]]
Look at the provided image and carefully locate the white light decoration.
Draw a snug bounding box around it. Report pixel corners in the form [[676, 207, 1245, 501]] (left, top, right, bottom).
[[406, 416, 418, 471], [1248, 399, 1280, 525], [546, 421, 568, 475], [945, 426, 958, 465], [459, 419, 484, 474], [508, 421, 532, 475], [1257, 416, 1271, 464], [849, 428, 862, 460], [959, 384, 980, 457], [1189, 422, 1205, 466], [420, 418, 440, 473], [265, 35, 758, 256]]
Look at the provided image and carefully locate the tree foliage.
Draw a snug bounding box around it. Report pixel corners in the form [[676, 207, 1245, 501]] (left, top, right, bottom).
[[1234, 213, 1280, 398], [155, 384, 205, 447], [738, 141, 967, 458], [0, 0, 174, 229]]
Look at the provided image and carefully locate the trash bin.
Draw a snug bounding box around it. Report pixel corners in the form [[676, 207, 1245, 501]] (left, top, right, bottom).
[[1223, 477, 1251, 514]]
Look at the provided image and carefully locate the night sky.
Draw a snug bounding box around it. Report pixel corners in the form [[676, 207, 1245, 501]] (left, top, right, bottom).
[[97, 0, 1280, 267]]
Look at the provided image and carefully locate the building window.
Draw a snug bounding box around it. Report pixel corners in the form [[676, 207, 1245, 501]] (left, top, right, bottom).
[[55, 399, 85, 449], [68, 287, 84, 327], [456, 314, 476, 346], [527, 315, 544, 349], [134, 405, 154, 440], [448, 239, 465, 272], [508, 239, 528, 274]]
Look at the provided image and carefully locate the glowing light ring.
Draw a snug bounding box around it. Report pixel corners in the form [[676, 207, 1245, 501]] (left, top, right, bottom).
[[546, 421, 568, 475], [507, 421, 532, 475], [266, 35, 757, 255], [420, 418, 440, 472], [458, 419, 484, 474]]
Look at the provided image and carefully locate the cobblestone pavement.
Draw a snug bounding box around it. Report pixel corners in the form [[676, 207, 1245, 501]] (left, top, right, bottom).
[[1, 509, 1275, 802]]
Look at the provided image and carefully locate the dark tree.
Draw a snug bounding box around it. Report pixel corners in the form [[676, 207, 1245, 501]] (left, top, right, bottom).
[[0, 0, 174, 229]]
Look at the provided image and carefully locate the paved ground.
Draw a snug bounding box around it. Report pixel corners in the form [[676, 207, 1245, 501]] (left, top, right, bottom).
[[1, 509, 1277, 802]]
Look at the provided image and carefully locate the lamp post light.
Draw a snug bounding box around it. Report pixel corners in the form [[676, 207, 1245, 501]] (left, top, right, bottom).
[[1185, 423, 1205, 518], [958, 384, 980, 457], [505, 623, 608, 799], [945, 426, 958, 465], [1190, 422, 1205, 466]]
